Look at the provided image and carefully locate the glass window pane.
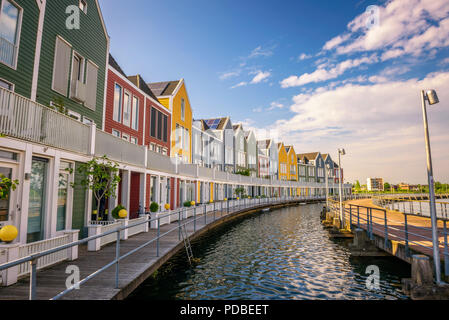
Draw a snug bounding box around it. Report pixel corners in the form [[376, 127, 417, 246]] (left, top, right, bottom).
[[113, 84, 122, 122], [28, 158, 48, 243], [132, 97, 139, 130], [0, 1, 19, 44], [123, 93, 130, 126], [56, 173, 68, 231]]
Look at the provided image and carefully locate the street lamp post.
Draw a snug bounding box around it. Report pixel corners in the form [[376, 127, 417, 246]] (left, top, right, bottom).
[[338, 148, 346, 228], [420, 89, 442, 285]]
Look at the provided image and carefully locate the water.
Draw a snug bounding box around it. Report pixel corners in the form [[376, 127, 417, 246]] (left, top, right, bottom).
[[128, 204, 410, 300]]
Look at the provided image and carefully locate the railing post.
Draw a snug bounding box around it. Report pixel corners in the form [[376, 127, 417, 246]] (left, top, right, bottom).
[[115, 230, 120, 289], [384, 209, 389, 250], [157, 217, 160, 257], [204, 204, 207, 225], [349, 205, 352, 231], [214, 202, 216, 221], [369, 208, 373, 240], [29, 259, 37, 300], [178, 211, 181, 241], [357, 206, 360, 229], [194, 207, 197, 232], [444, 220, 449, 278], [404, 213, 409, 258]]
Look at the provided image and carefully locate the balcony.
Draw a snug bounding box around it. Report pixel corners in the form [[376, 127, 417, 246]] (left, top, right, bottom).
[[0, 36, 17, 68], [0, 87, 91, 154], [95, 130, 146, 166]]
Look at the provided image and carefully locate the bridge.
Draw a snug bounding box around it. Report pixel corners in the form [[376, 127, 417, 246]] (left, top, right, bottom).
[[324, 193, 449, 299], [0, 196, 324, 300]]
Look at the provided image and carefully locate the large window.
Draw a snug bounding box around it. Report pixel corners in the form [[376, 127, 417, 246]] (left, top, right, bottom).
[[123, 92, 131, 127], [150, 107, 168, 143], [150, 108, 156, 137], [181, 98, 185, 121], [113, 84, 122, 122], [131, 96, 139, 130], [0, 0, 21, 68], [157, 111, 162, 140]]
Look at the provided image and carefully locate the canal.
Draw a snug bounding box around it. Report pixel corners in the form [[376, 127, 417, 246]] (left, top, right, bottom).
[[127, 204, 411, 300]]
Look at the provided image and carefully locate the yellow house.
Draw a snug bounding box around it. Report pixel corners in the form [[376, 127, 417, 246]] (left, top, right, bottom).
[[148, 79, 193, 163], [285, 146, 298, 182], [278, 143, 288, 181]]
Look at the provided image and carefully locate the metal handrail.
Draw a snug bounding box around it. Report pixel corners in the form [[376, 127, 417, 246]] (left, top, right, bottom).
[[0, 195, 325, 300]]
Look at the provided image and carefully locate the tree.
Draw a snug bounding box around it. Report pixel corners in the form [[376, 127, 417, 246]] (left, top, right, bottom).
[[354, 180, 361, 191], [235, 187, 246, 198], [68, 155, 121, 220], [384, 182, 391, 192], [0, 174, 19, 200]]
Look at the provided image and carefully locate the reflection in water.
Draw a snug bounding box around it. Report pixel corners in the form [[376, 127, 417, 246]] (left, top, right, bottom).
[[128, 204, 410, 300]]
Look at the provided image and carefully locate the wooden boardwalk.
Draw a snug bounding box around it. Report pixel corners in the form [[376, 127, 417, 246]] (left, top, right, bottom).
[[0, 199, 316, 300], [346, 199, 448, 261]]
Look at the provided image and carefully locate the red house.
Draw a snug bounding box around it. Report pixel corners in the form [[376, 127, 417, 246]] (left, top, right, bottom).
[[105, 55, 172, 217]]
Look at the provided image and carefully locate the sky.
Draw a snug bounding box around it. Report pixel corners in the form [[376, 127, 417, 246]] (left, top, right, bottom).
[[98, 0, 449, 185]]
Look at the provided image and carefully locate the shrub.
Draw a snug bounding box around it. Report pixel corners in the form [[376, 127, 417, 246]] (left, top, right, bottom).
[[183, 201, 192, 207], [150, 202, 159, 213], [111, 204, 125, 220]]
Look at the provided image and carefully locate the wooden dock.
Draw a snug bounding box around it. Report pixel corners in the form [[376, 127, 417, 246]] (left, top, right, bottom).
[[0, 199, 320, 300]]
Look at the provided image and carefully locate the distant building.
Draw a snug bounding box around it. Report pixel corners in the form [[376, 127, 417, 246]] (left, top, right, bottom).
[[367, 178, 384, 191]]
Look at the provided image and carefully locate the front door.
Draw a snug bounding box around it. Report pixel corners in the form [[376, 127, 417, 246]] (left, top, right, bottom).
[[27, 157, 48, 243]]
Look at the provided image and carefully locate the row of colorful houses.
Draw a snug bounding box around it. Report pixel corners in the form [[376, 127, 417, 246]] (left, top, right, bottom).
[[0, 0, 350, 250]]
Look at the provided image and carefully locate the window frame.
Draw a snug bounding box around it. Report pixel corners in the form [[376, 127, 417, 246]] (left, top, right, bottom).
[[69, 50, 86, 102], [112, 129, 121, 138], [79, 0, 87, 14], [0, 0, 23, 70], [131, 95, 139, 131], [0, 78, 14, 91], [122, 90, 131, 127], [113, 82, 123, 123]]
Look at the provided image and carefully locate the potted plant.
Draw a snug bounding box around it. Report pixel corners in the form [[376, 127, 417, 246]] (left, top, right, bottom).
[[150, 202, 159, 213], [111, 204, 127, 220], [183, 201, 192, 208]]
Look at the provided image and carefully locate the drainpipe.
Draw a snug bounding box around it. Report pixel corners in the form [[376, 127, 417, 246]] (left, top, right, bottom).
[[30, 0, 47, 102]]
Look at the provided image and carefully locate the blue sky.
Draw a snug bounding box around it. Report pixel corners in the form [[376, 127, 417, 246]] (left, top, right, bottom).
[[99, 0, 449, 184]]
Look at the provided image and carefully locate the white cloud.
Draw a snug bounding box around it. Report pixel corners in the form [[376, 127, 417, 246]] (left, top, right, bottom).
[[219, 71, 240, 80], [248, 45, 275, 59], [250, 70, 271, 84], [281, 55, 378, 88], [298, 53, 312, 61], [252, 107, 263, 113], [329, 0, 449, 59], [272, 71, 449, 183], [230, 81, 248, 89], [267, 102, 284, 111]]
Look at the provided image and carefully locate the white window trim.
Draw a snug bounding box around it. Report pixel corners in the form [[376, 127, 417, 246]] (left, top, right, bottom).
[[131, 95, 139, 131], [113, 82, 123, 123], [79, 0, 87, 14], [0, 0, 23, 70], [122, 90, 131, 127], [0, 78, 14, 91], [130, 136, 138, 144], [67, 110, 81, 121], [112, 129, 120, 138], [122, 133, 130, 142], [82, 116, 93, 125]]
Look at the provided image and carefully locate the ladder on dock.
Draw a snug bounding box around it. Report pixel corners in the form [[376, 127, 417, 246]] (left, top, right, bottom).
[[180, 223, 194, 265]]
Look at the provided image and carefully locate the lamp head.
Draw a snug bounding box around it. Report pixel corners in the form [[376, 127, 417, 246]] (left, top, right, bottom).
[[338, 148, 346, 156], [425, 90, 439, 105]]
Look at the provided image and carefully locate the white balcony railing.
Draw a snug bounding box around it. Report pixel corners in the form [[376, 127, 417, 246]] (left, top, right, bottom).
[[0, 87, 91, 154], [0, 36, 17, 68]]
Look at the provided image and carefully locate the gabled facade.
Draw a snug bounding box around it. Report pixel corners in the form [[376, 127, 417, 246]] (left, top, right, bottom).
[[37, 0, 109, 127], [297, 154, 316, 183], [244, 130, 257, 177], [148, 79, 192, 163], [299, 152, 325, 183], [0, 0, 40, 98], [233, 124, 246, 172], [278, 143, 288, 181], [257, 148, 269, 179], [192, 120, 224, 170], [200, 117, 234, 173], [285, 146, 298, 181], [322, 154, 335, 183]]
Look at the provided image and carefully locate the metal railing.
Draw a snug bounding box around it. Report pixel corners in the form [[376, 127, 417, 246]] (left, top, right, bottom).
[[328, 199, 449, 280], [0, 195, 325, 300], [0, 87, 91, 154], [373, 194, 449, 219]]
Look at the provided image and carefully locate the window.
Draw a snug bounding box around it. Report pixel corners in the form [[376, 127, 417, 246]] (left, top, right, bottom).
[[131, 96, 139, 130], [79, 0, 87, 14], [0, 0, 21, 68], [52, 37, 72, 95], [150, 108, 156, 138], [0, 78, 13, 91], [122, 134, 129, 142], [162, 148, 168, 156], [123, 92, 131, 126], [112, 129, 120, 138], [70, 51, 85, 100], [176, 124, 182, 148], [157, 111, 162, 140], [113, 84, 122, 122], [82, 117, 93, 125], [67, 110, 81, 121], [181, 98, 185, 121], [157, 146, 162, 154], [184, 128, 189, 151], [130, 137, 138, 144], [150, 143, 156, 152], [163, 114, 168, 142], [85, 61, 98, 110], [57, 162, 72, 231]]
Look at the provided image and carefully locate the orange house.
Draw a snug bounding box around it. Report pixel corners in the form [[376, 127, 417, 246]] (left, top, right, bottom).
[[285, 146, 298, 182], [148, 79, 193, 163], [278, 143, 288, 181]]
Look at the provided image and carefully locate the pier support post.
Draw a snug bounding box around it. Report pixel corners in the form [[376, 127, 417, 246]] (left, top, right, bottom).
[[411, 255, 434, 286]]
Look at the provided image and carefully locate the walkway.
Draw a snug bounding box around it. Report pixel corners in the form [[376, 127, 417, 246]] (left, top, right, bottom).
[[0, 198, 322, 300], [345, 199, 448, 261]]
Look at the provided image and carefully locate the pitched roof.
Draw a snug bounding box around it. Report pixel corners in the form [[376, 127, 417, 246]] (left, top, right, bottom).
[[257, 139, 271, 149], [108, 54, 127, 78], [233, 124, 243, 132], [147, 80, 181, 97], [297, 152, 320, 161], [200, 117, 229, 130], [127, 74, 159, 101]]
